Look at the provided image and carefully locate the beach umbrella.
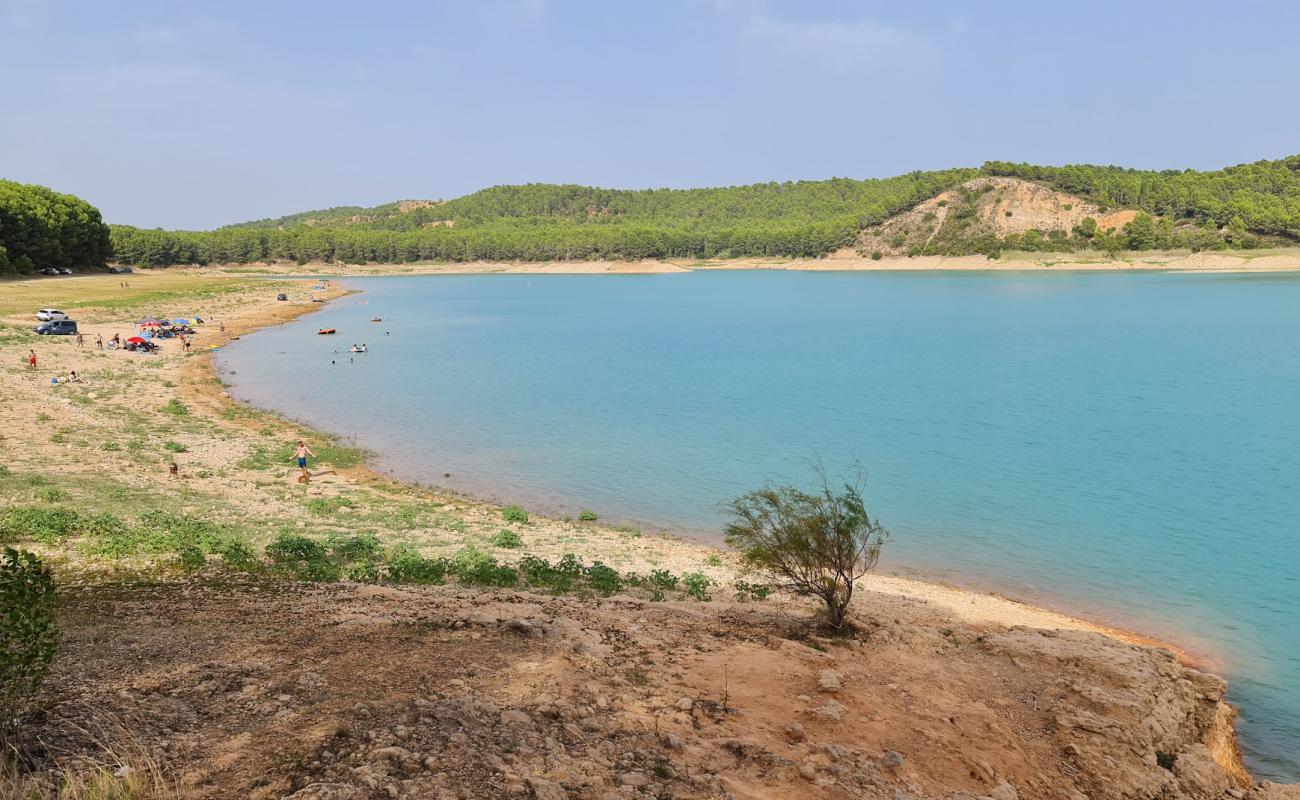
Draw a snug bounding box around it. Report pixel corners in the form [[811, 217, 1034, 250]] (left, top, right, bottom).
[[126, 336, 146, 344], [172, 318, 189, 324], [139, 321, 161, 328]]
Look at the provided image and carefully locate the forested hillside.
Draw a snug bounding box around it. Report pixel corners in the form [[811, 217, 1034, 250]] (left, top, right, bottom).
[[10, 156, 1299, 270], [109, 169, 979, 265], [0, 180, 111, 275]]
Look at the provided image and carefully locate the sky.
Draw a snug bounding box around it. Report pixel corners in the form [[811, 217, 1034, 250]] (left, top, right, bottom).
[[4, 0, 1300, 229]]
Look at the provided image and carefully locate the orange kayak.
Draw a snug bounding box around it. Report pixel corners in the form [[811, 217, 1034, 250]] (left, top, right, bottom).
[[317, 328, 336, 335]]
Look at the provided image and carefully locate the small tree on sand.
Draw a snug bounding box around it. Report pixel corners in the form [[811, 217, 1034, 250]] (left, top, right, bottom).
[[724, 471, 887, 632]]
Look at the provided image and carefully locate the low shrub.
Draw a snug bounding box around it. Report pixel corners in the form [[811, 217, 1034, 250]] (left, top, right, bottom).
[[648, 569, 678, 591], [585, 562, 622, 595], [502, 505, 529, 524], [329, 533, 382, 562], [682, 572, 713, 601], [175, 543, 206, 573], [265, 533, 339, 581], [451, 545, 519, 587], [216, 538, 258, 572], [35, 487, 66, 503], [1, 507, 81, 544], [347, 560, 381, 583], [385, 547, 448, 584], [734, 581, 771, 601], [1, 548, 58, 735], [163, 441, 187, 453], [490, 529, 523, 549], [577, 509, 598, 522]]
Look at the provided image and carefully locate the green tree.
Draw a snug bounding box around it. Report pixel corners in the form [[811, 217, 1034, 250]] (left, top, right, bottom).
[[724, 469, 887, 632]]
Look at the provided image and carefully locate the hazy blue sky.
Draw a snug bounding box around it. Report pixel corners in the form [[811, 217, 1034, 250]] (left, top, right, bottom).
[[4, 0, 1299, 229]]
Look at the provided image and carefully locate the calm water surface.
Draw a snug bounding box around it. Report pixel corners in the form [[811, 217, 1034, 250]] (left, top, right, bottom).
[[216, 270, 1300, 779]]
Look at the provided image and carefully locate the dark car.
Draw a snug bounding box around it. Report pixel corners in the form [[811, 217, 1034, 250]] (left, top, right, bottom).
[[58, 268, 73, 275], [33, 320, 78, 335], [108, 266, 134, 274], [276, 293, 288, 301], [39, 267, 60, 276]]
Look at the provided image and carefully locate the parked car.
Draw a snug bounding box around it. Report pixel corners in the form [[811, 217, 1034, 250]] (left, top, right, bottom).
[[108, 266, 134, 274], [276, 293, 288, 301], [33, 320, 78, 335], [58, 268, 73, 275], [39, 267, 60, 276], [36, 309, 69, 321]]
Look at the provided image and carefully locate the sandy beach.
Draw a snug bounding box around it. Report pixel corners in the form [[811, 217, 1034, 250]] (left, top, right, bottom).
[[1, 268, 1289, 798]]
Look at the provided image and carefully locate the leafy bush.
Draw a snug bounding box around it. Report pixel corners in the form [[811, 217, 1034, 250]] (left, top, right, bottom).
[[161, 398, 189, 416], [216, 538, 259, 572], [329, 533, 382, 562], [35, 487, 66, 503], [648, 569, 678, 591], [265, 533, 339, 581], [451, 545, 518, 587], [347, 560, 380, 583], [734, 581, 772, 602], [577, 509, 598, 522], [502, 505, 529, 524], [682, 572, 712, 601], [385, 547, 448, 584], [1, 548, 58, 735], [490, 529, 523, 549], [724, 470, 887, 631], [2, 507, 81, 544], [175, 543, 205, 573], [704, 553, 723, 567], [584, 562, 622, 596]]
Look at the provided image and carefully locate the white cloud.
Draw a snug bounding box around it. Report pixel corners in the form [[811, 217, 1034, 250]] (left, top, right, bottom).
[[134, 26, 180, 46], [742, 15, 922, 69]]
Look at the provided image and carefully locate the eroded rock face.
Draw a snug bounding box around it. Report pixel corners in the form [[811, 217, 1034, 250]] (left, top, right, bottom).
[[981, 627, 1251, 799]]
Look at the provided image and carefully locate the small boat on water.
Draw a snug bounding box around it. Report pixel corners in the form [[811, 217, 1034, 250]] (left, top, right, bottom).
[[370, 317, 382, 322], [317, 328, 336, 335]]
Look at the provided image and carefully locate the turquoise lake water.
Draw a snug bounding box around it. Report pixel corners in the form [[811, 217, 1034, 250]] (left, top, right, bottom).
[[215, 270, 1300, 779]]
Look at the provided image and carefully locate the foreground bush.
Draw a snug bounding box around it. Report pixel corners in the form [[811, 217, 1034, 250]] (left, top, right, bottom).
[[0, 548, 58, 738], [724, 471, 887, 631]]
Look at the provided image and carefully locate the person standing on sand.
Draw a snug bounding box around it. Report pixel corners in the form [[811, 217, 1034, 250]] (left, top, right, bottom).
[[95, 333, 103, 350], [27, 350, 37, 369], [295, 441, 316, 477], [76, 332, 84, 347]]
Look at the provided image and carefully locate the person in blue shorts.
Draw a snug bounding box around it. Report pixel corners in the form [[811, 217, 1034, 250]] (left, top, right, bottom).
[[295, 440, 316, 479]]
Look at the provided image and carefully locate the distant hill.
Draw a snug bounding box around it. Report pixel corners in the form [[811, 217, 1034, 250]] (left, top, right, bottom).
[[105, 156, 1300, 266]]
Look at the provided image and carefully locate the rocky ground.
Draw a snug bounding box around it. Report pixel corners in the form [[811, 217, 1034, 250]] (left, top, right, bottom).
[[17, 575, 1292, 800]]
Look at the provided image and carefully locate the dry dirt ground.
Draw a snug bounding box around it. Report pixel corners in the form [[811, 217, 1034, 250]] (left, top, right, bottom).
[[20, 576, 1292, 800]]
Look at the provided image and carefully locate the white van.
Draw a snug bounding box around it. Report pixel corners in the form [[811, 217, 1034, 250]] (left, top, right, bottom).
[[36, 309, 69, 321]]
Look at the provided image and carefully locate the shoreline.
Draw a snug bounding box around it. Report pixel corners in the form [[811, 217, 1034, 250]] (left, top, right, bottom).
[[205, 273, 1206, 667], [190, 248, 1300, 276]]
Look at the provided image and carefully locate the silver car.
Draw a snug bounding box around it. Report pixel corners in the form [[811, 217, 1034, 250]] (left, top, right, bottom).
[[36, 308, 69, 321]]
